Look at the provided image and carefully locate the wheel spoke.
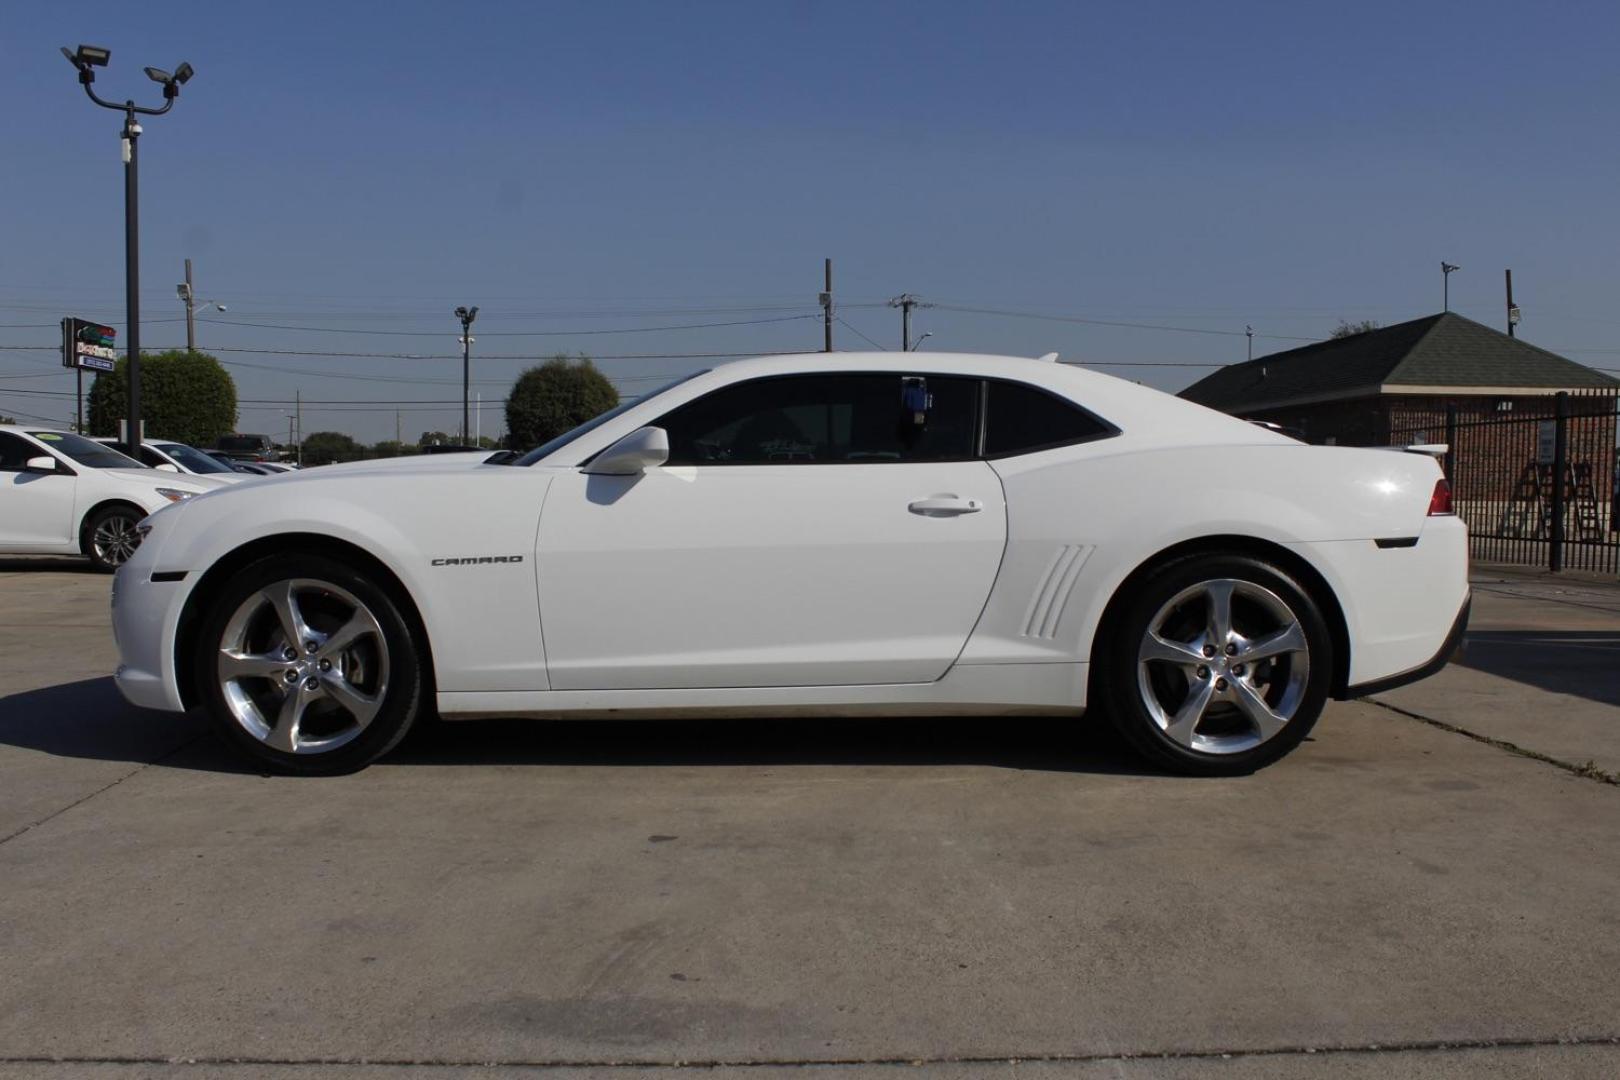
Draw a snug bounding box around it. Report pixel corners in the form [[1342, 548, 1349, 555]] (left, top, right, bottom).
[[1230, 679, 1288, 741], [263, 581, 315, 651], [1163, 677, 1215, 747], [219, 650, 289, 681], [1140, 631, 1206, 667], [323, 674, 380, 727], [1240, 622, 1307, 663], [264, 683, 315, 753], [1205, 580, 1234, 646], [318, 608, 382, 660]]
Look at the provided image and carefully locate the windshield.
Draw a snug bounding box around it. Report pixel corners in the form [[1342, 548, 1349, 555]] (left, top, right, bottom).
[[154, 442, 236, 474], [29, 431, 144, 469], [513, 370, 709, 466]]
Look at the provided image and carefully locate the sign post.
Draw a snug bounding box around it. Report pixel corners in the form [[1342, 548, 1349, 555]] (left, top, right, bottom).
[[60, 317, 118, 433]]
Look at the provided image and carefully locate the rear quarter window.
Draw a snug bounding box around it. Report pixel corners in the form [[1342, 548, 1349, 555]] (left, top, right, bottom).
[[983, 380, 1117, 457]]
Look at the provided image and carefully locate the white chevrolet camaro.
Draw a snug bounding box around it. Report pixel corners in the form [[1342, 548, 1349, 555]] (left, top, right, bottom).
[[112, 353, 1470, 775]]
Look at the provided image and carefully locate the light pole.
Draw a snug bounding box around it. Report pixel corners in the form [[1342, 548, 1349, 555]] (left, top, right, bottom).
[[1441, 262, 1460, 312], [889, 293, 932, 351], [62, 44, 193, 461], [455, 305, 479, 445]]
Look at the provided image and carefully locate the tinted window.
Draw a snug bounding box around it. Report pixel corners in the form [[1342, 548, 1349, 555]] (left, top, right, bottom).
[[26, 431, 142, 469], [153, 442, 235, 474], [0, 432, 36, 471], [983, 381, 1114, 457], [657, 374, 978, 465]]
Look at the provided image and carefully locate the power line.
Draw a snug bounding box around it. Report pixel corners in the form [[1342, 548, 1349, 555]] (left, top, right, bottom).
[[928, 303, 1323, 343], [190, 313, 821, 337], [835, 316, 888, 351]]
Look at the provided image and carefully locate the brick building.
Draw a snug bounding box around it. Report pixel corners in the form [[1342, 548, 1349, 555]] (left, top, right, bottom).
[[1177, 312, 1618, 446]]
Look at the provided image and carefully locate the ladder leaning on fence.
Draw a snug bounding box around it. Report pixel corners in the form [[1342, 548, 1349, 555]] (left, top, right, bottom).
[[1498, 461, 1546, 538]]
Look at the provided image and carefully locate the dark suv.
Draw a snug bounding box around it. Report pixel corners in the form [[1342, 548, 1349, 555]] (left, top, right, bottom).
[[215, 434, 281, 462]]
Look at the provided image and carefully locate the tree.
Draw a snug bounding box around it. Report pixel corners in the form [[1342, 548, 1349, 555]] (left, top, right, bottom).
[[505, 355, 619, 451], [299, 431, 362, 466], [1330, 319, 1381, 339], [418, 430, 454, 447], [87, 350, 237, 447], [370, 440, 415, 458]]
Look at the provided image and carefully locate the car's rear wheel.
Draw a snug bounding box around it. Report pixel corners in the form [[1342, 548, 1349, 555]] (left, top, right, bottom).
[[1098, 554, 1332, 775], [194, 553, 422, 774], [82, 503, 145, 572]]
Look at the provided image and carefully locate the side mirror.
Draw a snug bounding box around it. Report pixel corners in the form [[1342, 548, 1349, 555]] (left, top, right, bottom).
[[583, 426, 669, 476], [24, 456, 60, 474], [154, 462, 180, 473]]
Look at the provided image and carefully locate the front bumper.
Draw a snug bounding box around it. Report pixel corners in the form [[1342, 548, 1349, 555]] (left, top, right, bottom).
[[110, 507, 191, 713]]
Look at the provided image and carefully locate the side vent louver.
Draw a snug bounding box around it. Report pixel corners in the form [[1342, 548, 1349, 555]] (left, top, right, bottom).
[[1020, 544, 1090, 638]]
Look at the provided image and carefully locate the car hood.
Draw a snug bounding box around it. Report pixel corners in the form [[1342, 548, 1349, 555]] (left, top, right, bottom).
[[101, 468, 228, 493], [291, 452, 496, 478]]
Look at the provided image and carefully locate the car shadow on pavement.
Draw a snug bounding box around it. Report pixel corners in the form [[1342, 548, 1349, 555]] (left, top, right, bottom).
[[0, 677, 1161, 777], [0, 556, 99, 574], [1458, 630, 1620, 707]]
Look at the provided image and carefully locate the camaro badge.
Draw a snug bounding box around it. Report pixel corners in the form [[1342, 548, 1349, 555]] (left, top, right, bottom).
[[431, 555, 525, 566]]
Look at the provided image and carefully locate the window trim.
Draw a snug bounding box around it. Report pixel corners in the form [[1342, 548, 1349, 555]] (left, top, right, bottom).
[[612, 369, 1121, 469], [649, 370, 985, 467]]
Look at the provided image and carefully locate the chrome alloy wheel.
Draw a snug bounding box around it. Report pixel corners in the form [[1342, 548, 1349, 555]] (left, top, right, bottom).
[[216, 578, 390, 755], [1135, 578, 1310, 755], [91, 513, 143, 566]]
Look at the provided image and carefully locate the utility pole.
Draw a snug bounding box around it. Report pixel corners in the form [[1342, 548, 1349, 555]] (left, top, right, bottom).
[[395, 409, 401, 447], [889, 293, 932, 351], [455, 305, 479, 445], [1246, 325, 1254, 362], [295, 389, 302, 466], [1441, 262, 1460, 312], [820, 258, 833, 352], [476, 392, 482, 445], [1505, 268, 1520, 337], [183, 257, 195, 351]]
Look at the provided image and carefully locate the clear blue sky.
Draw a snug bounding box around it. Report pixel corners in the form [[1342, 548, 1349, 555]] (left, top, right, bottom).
[[4, 0, 1618, 441]]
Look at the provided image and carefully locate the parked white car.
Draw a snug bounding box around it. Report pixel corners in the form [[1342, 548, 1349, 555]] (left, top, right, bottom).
[[0, 426, 226, 571], [112, 353, 1469, 776], [94, 437, 247, 483]]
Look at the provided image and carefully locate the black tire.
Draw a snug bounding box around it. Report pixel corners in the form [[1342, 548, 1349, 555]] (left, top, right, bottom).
[[192, 553, 423, 775], [81, 503, 146, 572], [1095, 553, 1333, 776]]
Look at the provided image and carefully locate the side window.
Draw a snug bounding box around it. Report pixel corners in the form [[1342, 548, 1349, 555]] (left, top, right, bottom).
[[983, 380, 1115, 457], [0, 433, 37, 472], [657, 374, 978, 465]]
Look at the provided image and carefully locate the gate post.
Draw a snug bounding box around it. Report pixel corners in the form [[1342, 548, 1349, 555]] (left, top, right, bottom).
[[1444, 404, 1457, 481], [1550, 392, 1569, 572]]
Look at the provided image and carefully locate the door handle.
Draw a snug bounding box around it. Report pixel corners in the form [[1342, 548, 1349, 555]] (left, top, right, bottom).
[[908, 495, 984, 517]]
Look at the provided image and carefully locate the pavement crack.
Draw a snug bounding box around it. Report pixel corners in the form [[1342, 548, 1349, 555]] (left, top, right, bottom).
[[1, 1034, 1617, 1070], [1369, 697, 1620, 786], [0, 734, 204, 849]]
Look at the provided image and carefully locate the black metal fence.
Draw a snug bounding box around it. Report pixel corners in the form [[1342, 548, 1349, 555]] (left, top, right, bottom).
[[1391, 390, 1620, 574]]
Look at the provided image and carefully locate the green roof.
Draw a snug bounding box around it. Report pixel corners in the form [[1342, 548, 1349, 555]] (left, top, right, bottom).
[[1178, 312, 1617, 412]]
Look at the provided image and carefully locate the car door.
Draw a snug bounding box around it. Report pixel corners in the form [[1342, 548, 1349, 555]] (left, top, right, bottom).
[[536, 372, 1007, 690], [0, 432, 77, 547]]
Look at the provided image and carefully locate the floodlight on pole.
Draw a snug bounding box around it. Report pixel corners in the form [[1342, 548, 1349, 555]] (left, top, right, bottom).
[[1441, 262, 1460, 312], [62, 41, 194, 462], [456, 305, 479, 445]]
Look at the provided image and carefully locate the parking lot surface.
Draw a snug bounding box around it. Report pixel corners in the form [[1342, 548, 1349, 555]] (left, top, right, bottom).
[[1, 557, 1617, 1078]]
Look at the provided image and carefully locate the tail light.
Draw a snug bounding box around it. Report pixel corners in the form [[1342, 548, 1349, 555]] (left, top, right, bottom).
[[1428, 478, 1454, 516]]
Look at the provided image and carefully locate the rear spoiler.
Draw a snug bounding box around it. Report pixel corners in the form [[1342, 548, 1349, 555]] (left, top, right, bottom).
[[1374, 443, 1448, 459]]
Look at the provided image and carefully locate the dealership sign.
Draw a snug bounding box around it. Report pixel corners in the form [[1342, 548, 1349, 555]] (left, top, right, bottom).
[[60, 317, 119, 372]]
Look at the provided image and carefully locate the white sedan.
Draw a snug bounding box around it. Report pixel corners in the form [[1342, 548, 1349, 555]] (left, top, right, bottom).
[[1, 426, 226, 571], [94, 437, 248, 483], [112, 353, 1469, 775]]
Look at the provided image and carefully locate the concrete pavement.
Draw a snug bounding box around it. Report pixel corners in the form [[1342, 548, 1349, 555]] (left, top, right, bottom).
[[1, 559, 1616, 1077]]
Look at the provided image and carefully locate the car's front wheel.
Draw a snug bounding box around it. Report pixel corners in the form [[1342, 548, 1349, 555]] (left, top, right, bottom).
[[82, 503, 146, 572], [1098, 554, 1332, 776], [194, 553, 423, 774]]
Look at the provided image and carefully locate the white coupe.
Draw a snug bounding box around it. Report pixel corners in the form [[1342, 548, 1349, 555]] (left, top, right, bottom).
[[111, 353, 1470, 775], [1, 426, 226, 571]]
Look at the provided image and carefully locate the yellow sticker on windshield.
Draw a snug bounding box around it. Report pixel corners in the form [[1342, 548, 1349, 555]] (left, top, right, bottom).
[[35, 433, 63, 441]]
